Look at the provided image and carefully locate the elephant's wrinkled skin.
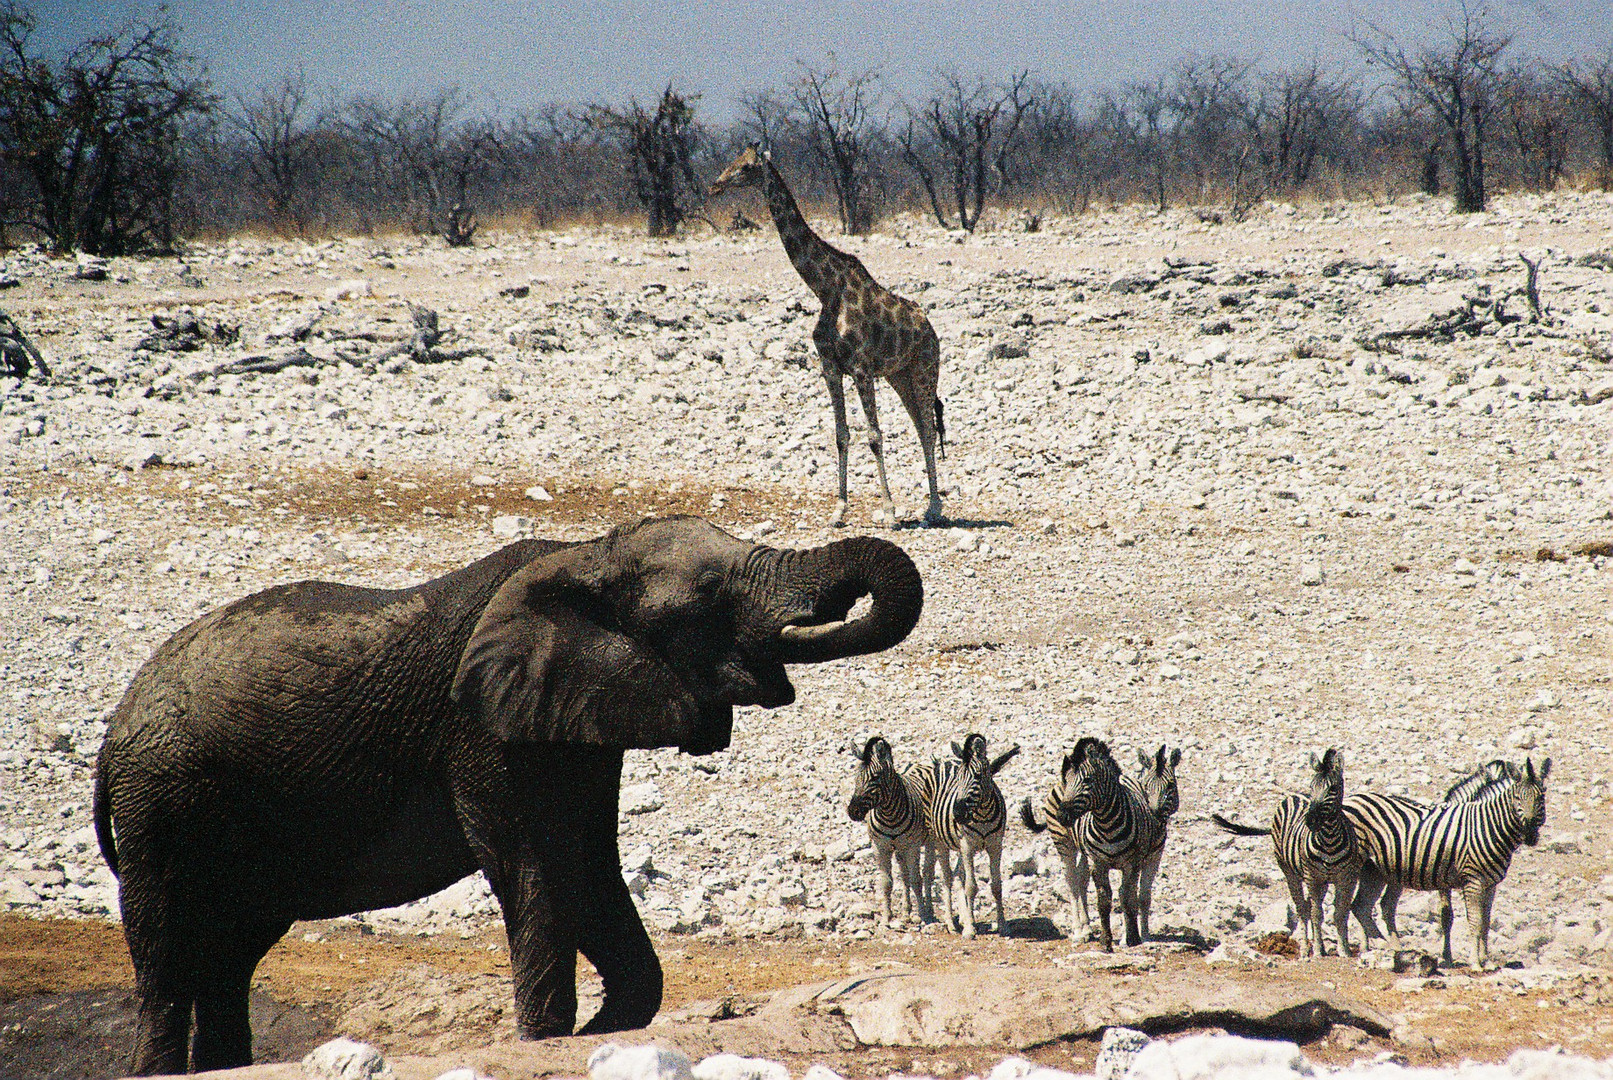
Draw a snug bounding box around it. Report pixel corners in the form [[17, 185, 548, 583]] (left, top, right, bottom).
[[93, 516, 922, 1075]]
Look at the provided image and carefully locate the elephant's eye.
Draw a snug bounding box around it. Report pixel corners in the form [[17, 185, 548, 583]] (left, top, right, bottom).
[[695, 571, 724, 598]]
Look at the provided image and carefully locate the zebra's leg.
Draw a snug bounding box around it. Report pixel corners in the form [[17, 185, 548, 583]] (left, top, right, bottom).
[[957, 837, 981, 939], [1306, 877, 1329, 957], [897, 843, 922, 925], [935, 845, 959, 934], [1379, 884, 1405, 953], [1118, 863, 1143, 948], [1073, 847, 1092, 938], [987, 834, 1006, 934], [874, 841, 895, 929], [1281, 866, 1312, 957], [1465, 880, 1497, 969], [1349, 869, 1388, 946], [1091, 859, 1116, 953], [1137, 848, 1163, 942], [1438, 889, 1455, 963], [1332, 876, 1357, 957]]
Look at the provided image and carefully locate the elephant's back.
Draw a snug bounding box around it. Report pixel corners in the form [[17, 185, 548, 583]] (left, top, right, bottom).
[[101, 539, 564, 767]]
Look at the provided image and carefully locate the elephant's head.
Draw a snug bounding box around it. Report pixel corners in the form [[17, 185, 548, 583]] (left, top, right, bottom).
[[452, 516, 923, 755]]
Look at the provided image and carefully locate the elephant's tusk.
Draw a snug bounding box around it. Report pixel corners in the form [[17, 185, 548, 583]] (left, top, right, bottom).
[[777, 620, 849, 644]]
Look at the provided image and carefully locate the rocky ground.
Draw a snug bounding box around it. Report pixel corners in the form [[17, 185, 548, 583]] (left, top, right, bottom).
[[1, 191, 1612, 1075]]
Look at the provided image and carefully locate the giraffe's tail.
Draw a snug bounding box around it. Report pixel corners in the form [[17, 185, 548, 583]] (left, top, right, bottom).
[[934, 397, 946, 459]]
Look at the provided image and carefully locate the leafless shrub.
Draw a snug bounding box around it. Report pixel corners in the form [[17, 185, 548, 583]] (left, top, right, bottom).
[[790, 56, 882, 234], [584, 86, 704, 238], [898, 71, 1031, 231], [1350, 2, 1512, 213], [0, 1, 214, 253]]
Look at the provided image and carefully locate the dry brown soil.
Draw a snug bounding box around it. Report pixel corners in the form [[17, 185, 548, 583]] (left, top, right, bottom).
[[4, 914, 1611, 1079]]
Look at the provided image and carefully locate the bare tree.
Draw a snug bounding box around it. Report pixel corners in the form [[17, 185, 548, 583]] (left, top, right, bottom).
[[791, 56, 882, 234], [1497, 62, 1571, 190], [1242, 61, 1360, 193], [0, 1, 214, 253], [899, 71, 1031, 231], [1559, 47, 1613, 189], [227, 69, 332, 231], [1014, 80, 1095, 214], [1350, 2, 1512, 212], [585, 85, 703, 237], [345, 88, 498, 237], [1170, 55, 1255, 203]]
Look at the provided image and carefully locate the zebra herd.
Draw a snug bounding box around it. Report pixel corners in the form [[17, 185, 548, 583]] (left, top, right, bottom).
[[849, 733, 1552, 968]]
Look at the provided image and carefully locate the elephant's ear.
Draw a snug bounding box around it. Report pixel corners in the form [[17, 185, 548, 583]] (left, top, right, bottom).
[[452, 544, 714, 751]]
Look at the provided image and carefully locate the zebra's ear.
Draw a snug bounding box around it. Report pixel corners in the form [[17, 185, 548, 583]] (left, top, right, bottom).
[[1321, 748, 1339, 773], [1136, 748, 1151, 770], [1527, 757, 1552, 782], [1169, 747, 1182, 769], [874, 739, 895, 769], [989, 744, 1020, 775], [951, 740, 966, 760]]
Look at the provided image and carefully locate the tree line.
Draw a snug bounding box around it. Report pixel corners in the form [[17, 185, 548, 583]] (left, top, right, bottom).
[[2, 0, 1611, 254]]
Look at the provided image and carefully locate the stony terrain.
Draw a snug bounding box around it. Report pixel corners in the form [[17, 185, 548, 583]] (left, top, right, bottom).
[[2, 191, 1612, 1074]]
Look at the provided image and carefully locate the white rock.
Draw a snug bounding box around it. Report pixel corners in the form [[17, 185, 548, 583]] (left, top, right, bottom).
[[621, 783, 664, 815], [302, 1037, 394, 1080], [1299, 562, 1324, 586], [525, 484, 554, 501], [491, 514, 529, 538], [1126, 1033, 1311, 1079], [326, 279, 373, 301], [691, 1054, 790, 1080], [1096, 1026, 1151, 1080], [800, 1066, 845, 1080], [589, 1043, 694, 1080], [432, 1070, 495, 1080]]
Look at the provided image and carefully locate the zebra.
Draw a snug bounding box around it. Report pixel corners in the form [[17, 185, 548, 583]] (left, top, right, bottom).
[[1023, 743, 1181, 943], [909, 733, 1019, 938], [1021, 737, 1164, 951], [1212, 748, 1364, 957], [846, 735, 929, 928], [1441, 759, 1522, 803], [1345, 757, 1551, 968]]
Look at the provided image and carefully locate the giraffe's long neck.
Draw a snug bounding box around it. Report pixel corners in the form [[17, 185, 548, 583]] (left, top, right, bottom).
[[760, 161, 840, 300]]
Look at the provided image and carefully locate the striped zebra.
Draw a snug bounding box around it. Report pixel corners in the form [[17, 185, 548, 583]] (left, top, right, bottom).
[[1212, 748, 1364, 957], [1021, 737, 1164, 951], [1441, 759, 1522, 803], [1023, 743, 1181, 943], [846, 736, 929, 928], [909, 733, 1019, 938], [1345, 757, 1551, 968]]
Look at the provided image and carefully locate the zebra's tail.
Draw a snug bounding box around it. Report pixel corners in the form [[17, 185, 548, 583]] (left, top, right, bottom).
[[934, 397, 946, 459], [1019, 797, 1048, 834], [1210, 812, 1269, 837]]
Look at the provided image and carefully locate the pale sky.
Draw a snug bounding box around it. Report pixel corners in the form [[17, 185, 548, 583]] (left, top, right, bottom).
[[30, 1, 1613, 119]]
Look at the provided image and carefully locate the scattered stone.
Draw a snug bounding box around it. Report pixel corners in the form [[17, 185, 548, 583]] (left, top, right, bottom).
[[302, 1037, 394, 1080], [588, 1043, 694, 1080]]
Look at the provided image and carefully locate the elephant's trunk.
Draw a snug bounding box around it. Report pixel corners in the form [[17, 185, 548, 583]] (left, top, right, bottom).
[[769, 537, 923, 664]]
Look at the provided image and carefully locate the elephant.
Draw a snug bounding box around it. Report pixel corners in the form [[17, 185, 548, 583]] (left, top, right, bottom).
[[92, 516, 923, 1075]]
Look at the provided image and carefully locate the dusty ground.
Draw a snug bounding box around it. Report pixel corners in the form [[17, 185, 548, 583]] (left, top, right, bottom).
[[3, 913, 1611, 1080], [3, 193, 1613, 1078]]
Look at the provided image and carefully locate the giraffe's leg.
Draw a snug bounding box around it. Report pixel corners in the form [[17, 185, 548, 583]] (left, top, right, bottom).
[[853, 373, 895, 527], [888, 365, 944, 526], [819, 356, 850, 527]]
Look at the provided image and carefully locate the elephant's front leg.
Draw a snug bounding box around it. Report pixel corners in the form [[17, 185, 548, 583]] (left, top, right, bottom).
[[545, 746, 661, 1034]]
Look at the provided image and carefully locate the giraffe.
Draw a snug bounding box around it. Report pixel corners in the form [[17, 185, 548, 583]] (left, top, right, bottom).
[[709, 145, 945, 528]]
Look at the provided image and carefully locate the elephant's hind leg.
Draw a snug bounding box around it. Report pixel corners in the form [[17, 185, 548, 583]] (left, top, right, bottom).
[[190, 920, 289, 1072], [121, 887, 193, 1075]]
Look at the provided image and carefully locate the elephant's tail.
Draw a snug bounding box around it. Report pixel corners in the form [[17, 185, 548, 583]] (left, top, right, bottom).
[[93, 765, 118, 878]]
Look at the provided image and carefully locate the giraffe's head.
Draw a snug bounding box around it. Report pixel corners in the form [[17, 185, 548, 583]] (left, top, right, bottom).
[[709, 144, 766, 197]]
